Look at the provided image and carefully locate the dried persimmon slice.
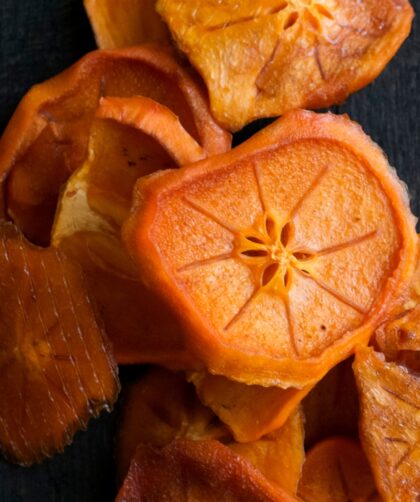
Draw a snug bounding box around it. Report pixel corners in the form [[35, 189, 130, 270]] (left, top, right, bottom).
[[157, 0, 414, 131], [0, 45, 230, 245], [190, 371, 311, 442], [116, 439, 299, 502], [353, 347, 420, 501], [230, 409, 305, 495], [52, 97, 208, 367], [297, 437, 378, 501], [84, 0, 171, 49], [124, 110, 417, 388], [0, 223, 119, 465], [117, 367, 229, 481]]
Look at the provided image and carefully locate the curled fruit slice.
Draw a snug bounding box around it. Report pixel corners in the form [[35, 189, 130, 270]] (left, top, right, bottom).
[[353, 347, 420, 501], [116, 439, 298, 502], [124, 110, 417, 388], [157, 0, 414, 131], [190, 371, 311, 442], [52, 96, 207, 367], [0, 223, 119, 465], [84, 0, 171, 49], [302, 357, 359, 448], [297, 437, 378, 501], [0, 45, 230, 245], [230, 409, 305, 495], [117, 367, 229, 481]]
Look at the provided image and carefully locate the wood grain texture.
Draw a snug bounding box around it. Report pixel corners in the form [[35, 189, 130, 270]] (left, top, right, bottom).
[[0, 0, 419, 500]]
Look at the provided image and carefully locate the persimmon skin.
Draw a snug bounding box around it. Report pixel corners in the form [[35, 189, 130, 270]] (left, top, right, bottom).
[[116, 439, 299, 502], [0, 45, 230, 245], [353, 347, 420, 502], [157, 0, 414, 131], [0, 224, 119, 466], [123, 110, 417, 389]]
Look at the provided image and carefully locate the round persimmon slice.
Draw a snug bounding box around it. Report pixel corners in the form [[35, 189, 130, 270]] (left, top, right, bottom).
[[124, 110, 417, 388], [0, 223, 119, 466], [52, 97, 206, 368], [297, 437, 378, 501], [157, 0, 413, 131], [0, 45, 230, 245]]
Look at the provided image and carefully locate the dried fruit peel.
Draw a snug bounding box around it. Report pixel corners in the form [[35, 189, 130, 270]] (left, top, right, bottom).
[[0, 45, 230, 245], [84, 0, 171, 49], [297, 437, 378, 501], [116, 439, 299, 502], [229, 409, 305, 494], [190, 371, 311, 442], [0, 224, 119, 466], [353, 347, 420, 502], [116, 367, 229, 482], [52, 113, 198, 368], [124, 110, 417, 388], [157, 0, 414, 131]]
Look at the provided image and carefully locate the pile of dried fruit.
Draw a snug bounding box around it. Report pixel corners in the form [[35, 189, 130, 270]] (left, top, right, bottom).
[[0, 0, 419, 500]]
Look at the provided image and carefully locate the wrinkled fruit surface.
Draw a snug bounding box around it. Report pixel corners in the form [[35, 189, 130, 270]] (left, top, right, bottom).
[[0, 224, 119, 465], [157, 0, 413, 131]]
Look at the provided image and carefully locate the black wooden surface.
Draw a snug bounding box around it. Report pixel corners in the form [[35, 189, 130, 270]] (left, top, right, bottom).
[[0, 1, 419, 501]]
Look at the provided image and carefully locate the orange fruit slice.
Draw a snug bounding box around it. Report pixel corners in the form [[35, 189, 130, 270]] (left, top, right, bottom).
[[229, 409, 305, 495], [0, 223, 119, 465], [353, 346, 420, 501], [84, 0, 171, 49], [52, 97, 206, 367], [157, 0, 414, 131], [116, 367, 229, 482], [297, 437, 378, 501], [0, 45, 230, 245], [116, 439, 299, 502], [302, 357, 359, 448], [189, 371, 311, 442], [124, 110, 417, 388]]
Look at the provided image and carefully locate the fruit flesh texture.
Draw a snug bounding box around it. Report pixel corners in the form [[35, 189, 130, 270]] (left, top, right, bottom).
[[157, 0, 413, 131], [124, 110, 417, 388], [84, 0, 171, 49], [297, 437, 378, 501], [190, 371, 311, 442], [353, 347, 420, 502], [116, 439, 299, 502], [0, 224, 119, 466], [116, 367, 304, 494], [0, 46, 230, 245], [52, 98, 206, 367]]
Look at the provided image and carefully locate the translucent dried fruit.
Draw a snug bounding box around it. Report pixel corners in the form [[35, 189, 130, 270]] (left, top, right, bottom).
[[0, 223, 119, 466], [190, 371, 311, 441], [157, 0, 413, 131], [124, 110, 417, 388], [84, 0, 171, 49], [302, 357, 359, 448], [52, 97, 208, 367], [116, 439, 299, 502], [353, 347, 420, 502], [297, 437, 378, 501], [117, 367, 229, 481], [230, 409, 305, 494], [0, 45, 230, 245]]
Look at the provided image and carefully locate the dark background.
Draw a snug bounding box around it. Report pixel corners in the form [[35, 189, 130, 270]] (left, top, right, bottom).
[[0, 1, 419, 500]]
